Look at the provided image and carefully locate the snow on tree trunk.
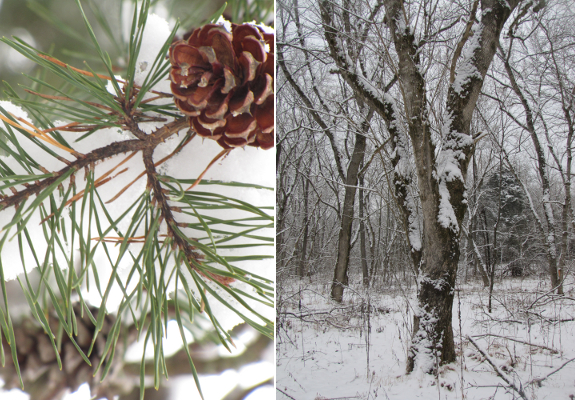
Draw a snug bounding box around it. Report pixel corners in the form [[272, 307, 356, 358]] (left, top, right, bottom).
[[320, 0, 521, 373]]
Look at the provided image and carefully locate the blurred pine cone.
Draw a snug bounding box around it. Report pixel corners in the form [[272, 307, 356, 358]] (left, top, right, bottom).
[[0, 304, 129, 400], [169, 23, 274, 150]]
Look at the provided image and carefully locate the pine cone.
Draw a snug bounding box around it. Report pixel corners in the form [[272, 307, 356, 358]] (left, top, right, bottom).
[[0, 304, 129, 400], [169, 23, 274, 150]]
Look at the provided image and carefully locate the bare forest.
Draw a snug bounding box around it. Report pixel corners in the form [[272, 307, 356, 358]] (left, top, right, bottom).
[[276, 0, 575, 398]]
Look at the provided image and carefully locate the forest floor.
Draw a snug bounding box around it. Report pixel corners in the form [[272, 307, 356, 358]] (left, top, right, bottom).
[[276, 274, 575, 400]]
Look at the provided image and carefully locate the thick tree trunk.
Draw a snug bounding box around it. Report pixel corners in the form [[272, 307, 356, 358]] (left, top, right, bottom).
[[405, 190, 463, 371], [331, 131, 367, 302], [407, 250, 458, 372], [319, 0, 520, 373]]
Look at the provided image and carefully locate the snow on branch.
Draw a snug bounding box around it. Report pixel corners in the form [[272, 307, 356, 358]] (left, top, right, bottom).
[[319, 0, 391, 120], [383, 93, 422, 252], [451, 22, 484, 96], [529, 357, 575, 387]]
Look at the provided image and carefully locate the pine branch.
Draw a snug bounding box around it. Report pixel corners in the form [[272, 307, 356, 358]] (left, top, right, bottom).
[[0, 118, 189, 211], [142, 146, 235, 286]]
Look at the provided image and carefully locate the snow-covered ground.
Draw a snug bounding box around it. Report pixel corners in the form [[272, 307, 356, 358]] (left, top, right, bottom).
[[277, 275, 575, 399]]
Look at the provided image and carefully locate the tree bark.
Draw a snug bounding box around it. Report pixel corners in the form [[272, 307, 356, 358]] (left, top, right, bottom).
[[298, 160, 312, 278], [331, 128, 368, 302], [320, 0, 520, 372], [359, 173, 370, 286]]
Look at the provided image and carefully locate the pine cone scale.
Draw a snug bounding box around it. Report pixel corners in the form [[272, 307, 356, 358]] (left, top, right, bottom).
[[241, 37, 267, 63], [174, 98, 201, 116], [225, 114, 258, 138], [253, 74, 273, 104], [254, 97, 273, 133], [239, 51, 260, 83], [229, 88, 254, 116], [198, 113, 228, 132]]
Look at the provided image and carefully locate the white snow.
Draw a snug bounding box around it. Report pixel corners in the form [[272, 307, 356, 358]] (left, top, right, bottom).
[[437, 178, 459, 232], [452, 23, 483, 95], [410, 304, 440, 375], [277, 276, 575, 400], [406, 193, 422, 252], [0, 101, 33, 125], [248, 21, 274, 35], [105, 75, 124, 95], [435, 114, 475, 233], [134, 13, 172, 92], [0, 102, 74, 280], [358, 76, 385, 101], [217, 16, 232, 33]]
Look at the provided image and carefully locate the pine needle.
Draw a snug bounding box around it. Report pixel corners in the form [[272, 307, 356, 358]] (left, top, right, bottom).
[[38, 53, 121, 82], [0, 113, 77, 155], [185, 148, 233, 191], [106, 134, 196, 204], [63, 152, 137, 207]]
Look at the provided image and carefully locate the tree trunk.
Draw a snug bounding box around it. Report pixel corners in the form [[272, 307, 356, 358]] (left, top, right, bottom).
[[407, 253, 457, 373], [367, 202, 379, 285], [298, 163, 312, 278], [359, 173, 369, 286], [319, 0, 520, 373], [331, 130, 368, 302], [472, 155, 490, 287], [500, 44, 562, 294]]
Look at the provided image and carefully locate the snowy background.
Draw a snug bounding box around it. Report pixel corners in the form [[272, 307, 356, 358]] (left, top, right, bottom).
[[277, 275, 575, 399]]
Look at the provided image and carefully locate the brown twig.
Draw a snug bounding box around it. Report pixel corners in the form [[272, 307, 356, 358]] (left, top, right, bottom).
[[106, 132, 196, 204], [186, 148, 233, 191], [142, 147, 234, 286], [0, 118, 189, 211]]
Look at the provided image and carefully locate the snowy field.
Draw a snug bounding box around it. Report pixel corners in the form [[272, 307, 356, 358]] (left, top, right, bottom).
[[277, 275, 575, 400]]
